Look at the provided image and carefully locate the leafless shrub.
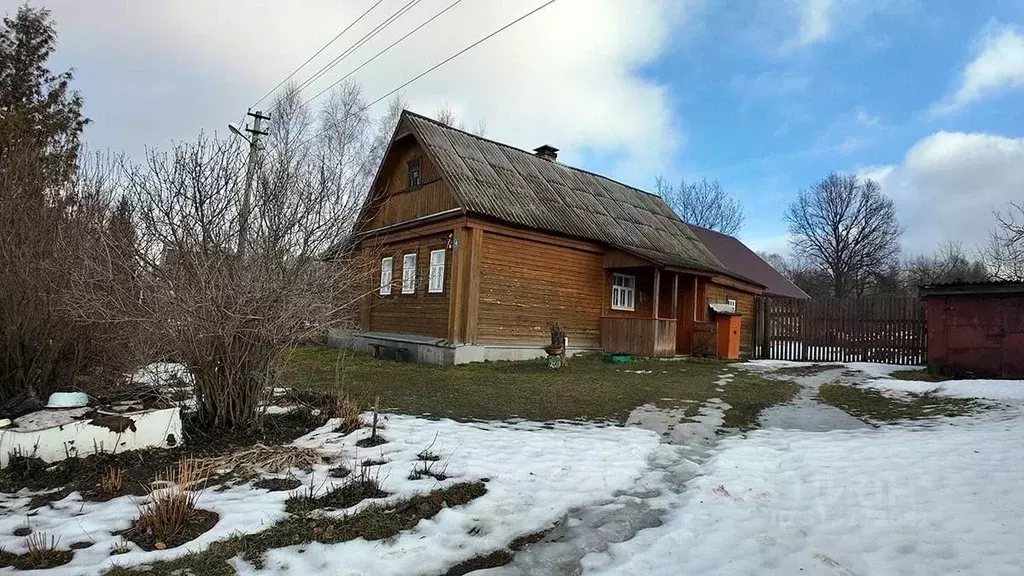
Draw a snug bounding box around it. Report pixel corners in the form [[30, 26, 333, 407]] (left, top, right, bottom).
[[72, 84, 395, 431]]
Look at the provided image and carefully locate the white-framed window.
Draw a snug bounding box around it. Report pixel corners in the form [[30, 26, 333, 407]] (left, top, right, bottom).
[[428, 249, 446, 293], [401, 253, 417, 294], [611, 273, 636, 311], [379, 257, 393, 296]]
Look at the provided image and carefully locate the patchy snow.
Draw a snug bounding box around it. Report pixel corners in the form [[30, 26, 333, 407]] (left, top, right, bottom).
[[0, 415, 657, 575], [130, 362, 193, 387], [842, 362, 907, 378], [584, 417, 1024, 575], [235, 416, 658, 575], [11, 407, 92, 432], [862, 378, 1024, 402]]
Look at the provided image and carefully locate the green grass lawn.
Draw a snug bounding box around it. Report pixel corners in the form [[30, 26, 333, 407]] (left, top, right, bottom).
[[278, 347, 797, 429], [817, 382, 979, 422]]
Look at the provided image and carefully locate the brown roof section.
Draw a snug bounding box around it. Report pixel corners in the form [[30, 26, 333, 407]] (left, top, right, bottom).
[[399, 111, 727, 274], [688, 225, 810, 299]]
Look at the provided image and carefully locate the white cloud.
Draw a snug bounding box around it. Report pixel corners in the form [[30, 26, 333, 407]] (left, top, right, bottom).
[[790, 0, 835, 47], [870, 131, 1024, 253], [854, 105, 880, 127], [38, 0, 690, 178], [932, 22, 1024, 115]]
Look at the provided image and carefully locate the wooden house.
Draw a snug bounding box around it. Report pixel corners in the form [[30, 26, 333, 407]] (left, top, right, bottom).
[[331, 110, 774, 364]]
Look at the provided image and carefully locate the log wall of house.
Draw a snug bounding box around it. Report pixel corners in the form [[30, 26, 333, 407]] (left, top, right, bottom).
[[363, 232, 453, 339], [705, 281, 757, 356], [361, 139, 459, 231], [476, 229, 605, 347], [601, 267, 656, 319]]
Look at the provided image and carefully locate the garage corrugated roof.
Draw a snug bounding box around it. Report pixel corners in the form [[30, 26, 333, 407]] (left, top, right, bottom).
[[400, 111, 726, 274]]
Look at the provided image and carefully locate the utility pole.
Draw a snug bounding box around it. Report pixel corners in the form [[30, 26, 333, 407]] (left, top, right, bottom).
[[233, 109, 271, 258]]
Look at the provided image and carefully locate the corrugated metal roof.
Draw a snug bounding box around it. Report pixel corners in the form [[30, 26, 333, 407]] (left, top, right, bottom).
[[401, 111, 725, 273], [688, 225, 808, 299], [919, 280, 1024, 297]]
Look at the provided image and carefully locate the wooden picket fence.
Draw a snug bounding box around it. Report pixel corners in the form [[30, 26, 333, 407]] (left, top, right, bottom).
[[754, 296, 927, 365]]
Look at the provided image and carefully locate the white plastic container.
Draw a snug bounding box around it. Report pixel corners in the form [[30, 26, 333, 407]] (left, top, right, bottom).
[[44, 392, 89, 408]]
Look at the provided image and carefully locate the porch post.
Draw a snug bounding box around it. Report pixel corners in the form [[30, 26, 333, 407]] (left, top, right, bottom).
[[692, 276, 698, 321], [652, 268, 661, 319], [671, 273, 679, 319]]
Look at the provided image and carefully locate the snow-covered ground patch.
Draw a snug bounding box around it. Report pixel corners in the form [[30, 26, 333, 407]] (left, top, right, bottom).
[[585, 417, 1024, 575], [0, 415, 658, 575], [861, 377, 1024, 402], [237, 416, 658, 575]]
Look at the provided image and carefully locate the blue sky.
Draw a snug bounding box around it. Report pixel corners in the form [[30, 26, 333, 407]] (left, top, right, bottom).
[[626, 0, 1024, 254], [27, 0, 1024, 256]]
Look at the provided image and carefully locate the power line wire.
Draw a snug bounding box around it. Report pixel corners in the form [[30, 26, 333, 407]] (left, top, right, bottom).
[[252, 0, 386, 109], [282, 0, 560, 153], [292, 0, 423, 97], [356, 0, 560, 114], [303, 0, 468, 107]]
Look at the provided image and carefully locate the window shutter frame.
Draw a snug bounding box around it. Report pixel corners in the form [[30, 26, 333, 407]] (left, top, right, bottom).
[[428, 249, 446, 293], [379, 257, 393, 295]]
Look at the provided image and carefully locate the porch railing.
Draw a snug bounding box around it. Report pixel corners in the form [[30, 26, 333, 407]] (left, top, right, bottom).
[[600, 317, 677, 357]]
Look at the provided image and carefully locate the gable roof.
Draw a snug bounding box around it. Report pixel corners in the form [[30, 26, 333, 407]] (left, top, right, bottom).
[[688, 225, 810, 299], [395, 110, 726, 274]]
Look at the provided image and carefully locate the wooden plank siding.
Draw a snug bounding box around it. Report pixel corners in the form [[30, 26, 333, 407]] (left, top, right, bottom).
[[362, 233, 453, 339], [705, 281, 757, 357], [601, 318, 676, 357], [602, 267, 656, 319], [476, 229, 605, 347], [361, 140, 459, 231]]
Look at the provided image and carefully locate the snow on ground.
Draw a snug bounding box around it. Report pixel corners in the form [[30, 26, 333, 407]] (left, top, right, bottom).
[[0, 415, 658, 575], [235, 416, 658, 575], [584, 416, 1024, 576], [860, 377, 1024, 402]]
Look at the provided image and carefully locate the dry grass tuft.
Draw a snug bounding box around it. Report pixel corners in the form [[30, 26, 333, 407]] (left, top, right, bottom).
[[101, 467, 124, 495], [127, 458, 218, 550], [332, 391, 363, 435], [0, 531, 75, 570]]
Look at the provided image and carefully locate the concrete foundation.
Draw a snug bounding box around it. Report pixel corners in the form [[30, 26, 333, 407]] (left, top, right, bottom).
[[328, 329, 598, 366]]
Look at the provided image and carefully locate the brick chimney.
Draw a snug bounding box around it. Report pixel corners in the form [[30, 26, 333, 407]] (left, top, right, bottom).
[[533, 145, 558, 161]]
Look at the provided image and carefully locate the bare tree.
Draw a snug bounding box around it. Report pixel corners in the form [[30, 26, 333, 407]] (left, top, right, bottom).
[[984, 202, 1024, 281], [905, 242, 989, 289], [77, 84, 383, 430], [785, 172, 902, 299], [656, 177, 744, 235], [433, 102, 486, 136]]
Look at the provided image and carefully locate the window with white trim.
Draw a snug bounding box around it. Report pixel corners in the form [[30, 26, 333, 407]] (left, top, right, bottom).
[[611, 273, 636, 311], [379, 257, 393, 295], [402, 253, 417, 294], [428, 249, 446, 293]]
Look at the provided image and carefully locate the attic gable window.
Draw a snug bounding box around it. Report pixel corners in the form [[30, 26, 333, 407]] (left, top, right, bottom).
[[611, 273, 636, 311], [407, 158, 422, 190]]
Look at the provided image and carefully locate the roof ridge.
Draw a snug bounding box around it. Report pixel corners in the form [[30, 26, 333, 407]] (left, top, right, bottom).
[[401, 109, 670, 203]]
